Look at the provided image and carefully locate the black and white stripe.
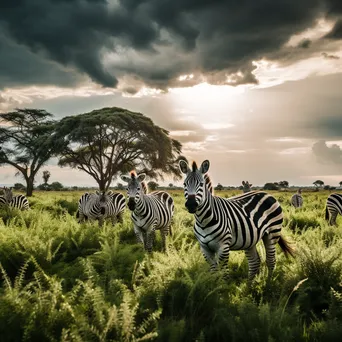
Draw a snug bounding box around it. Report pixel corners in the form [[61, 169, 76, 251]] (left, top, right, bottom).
[[325, 193, 342, 226], [76, 190, 125, 227], [291, 189, 303, 208], [120, 172, 174, 253], [0, 187, 29, 210], [179, 159, 294, 280]]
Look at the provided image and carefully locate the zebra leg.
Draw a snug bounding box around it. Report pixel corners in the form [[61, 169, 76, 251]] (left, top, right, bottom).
[[262, 235, 277, 279], [217, 244, 231, 278], [145, 228, 156, 253], [134, 225, 144, 245], [329, 210, 338, 226], [244, 245, 261, 281], [160, 225, 171, 252], [200, 245, 218, 272]]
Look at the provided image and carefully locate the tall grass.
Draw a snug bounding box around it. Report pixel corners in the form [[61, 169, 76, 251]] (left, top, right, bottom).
[[0, 190, 341, 341]]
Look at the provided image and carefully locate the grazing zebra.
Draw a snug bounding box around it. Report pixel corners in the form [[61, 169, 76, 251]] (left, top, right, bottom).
[[179, 159, 294, 280], [120, 171, 174, 253], [0, 187, 30, 210], [76, 190, 125, 227], [242, 181, 252, 193], [325, 193, 342, 226], [291, 189, 303, 208]]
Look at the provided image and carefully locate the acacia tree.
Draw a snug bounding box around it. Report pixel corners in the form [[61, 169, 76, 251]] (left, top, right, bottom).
[[42, 170, 51, 185], [313, 180, 324, 188], [55, 107, 183, 191], [0, 109, 65, 196]]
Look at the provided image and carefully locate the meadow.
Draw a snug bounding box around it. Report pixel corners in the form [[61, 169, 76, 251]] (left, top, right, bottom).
[[0, 189, 341, 342]]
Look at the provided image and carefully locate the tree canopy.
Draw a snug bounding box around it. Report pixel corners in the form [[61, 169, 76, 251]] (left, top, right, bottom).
[[55, 107, 183, 191], [313, 180, 324, 187], [0, 109, 65, 196]]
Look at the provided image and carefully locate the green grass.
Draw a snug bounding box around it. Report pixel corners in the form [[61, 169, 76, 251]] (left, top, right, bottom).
[[0, 190, 341, 341]]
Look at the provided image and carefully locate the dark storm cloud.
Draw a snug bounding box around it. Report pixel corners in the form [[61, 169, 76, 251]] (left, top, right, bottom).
[[312, 140, 342, 164], [1, 0, 342, 89], [0, 34, 85, 89]]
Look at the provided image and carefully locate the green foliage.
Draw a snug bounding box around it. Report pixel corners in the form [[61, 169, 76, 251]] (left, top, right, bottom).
[[0, 190, 341, 341]]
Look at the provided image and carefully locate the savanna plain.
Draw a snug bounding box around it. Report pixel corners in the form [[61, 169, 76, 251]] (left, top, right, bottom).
[[0, 189, 341, 342]]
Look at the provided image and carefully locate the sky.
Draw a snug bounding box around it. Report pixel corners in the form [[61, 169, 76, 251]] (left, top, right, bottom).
[[1, 0, 342, 188]]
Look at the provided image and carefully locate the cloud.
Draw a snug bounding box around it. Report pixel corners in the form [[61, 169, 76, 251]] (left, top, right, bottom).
[[1, 0, 342, 91], [312, 140, 342, 164]]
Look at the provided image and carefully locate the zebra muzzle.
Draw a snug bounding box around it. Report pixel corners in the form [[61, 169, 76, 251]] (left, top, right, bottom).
[[185, 195, 198, 213], [128, 198, 136, 210]]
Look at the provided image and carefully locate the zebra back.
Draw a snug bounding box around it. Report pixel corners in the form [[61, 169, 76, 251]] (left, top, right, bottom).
[[291, 194, 303, 208]]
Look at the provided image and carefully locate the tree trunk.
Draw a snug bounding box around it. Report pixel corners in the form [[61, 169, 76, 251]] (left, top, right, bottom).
[[26, 178, 34, 197], [98, 179, 106, 192]]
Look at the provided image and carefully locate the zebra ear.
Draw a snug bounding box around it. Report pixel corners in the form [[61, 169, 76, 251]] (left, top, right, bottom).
[[179, 160, 190, 174], [120, 175, 131, 183], [200, 160, 210, 174], [137, 174, 146, 182]]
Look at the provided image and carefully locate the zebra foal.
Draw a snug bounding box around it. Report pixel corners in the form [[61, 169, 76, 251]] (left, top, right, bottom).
[[325, 193, 342, 226], [0, 187, 29, 210], [76, 190, 125, 227], [120, 171, 174, 253], [179, 159, 294, 281], [291, 189, 303, 208]]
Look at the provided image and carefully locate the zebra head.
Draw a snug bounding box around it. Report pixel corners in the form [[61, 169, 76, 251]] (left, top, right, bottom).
[[2, 187, 13, 203], [120, 171, 146, 211], [179, 159, 210, 214], [242, 181, 252, 193], [95, 190, 107, 203]]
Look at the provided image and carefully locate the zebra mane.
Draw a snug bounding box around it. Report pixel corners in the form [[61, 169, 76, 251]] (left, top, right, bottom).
[[141, 181, 148, 194], [204, 173, 214, 195], [192, 161, 198, 172]]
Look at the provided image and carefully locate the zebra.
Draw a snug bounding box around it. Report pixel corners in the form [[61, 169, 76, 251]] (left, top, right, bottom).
[[291, 189, 303, 208], [179, 159, 294, 281], [120, 171, 174, 253], [0, 187, 30, 210], [242, 181, 252, 193], [325, 193, 342, 226], [76, 190, 125, 227]]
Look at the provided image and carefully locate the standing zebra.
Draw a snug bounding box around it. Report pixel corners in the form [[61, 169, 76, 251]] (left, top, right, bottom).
[[76, 190, 125, 227], [325, 193, 342, 226], [0, 187, 29, 210], [179, 159, 294, 280], [242, 181, 252, 193], [120, 171, 174, 253], [291, 189, 303, 208]]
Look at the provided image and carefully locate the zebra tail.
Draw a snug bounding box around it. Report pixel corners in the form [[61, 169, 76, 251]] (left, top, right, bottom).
[[278, 235, 295, 258], [325, 206, 329, 221]]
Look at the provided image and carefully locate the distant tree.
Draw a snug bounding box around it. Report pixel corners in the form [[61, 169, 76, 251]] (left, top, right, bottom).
[[264, 183, 279, 190], [13, 183, 26, 191], [42, 170, 51, 185], [313, 180, 324, 188], [215, 183, 224, 191], [168, 183, 174, 188], [339, 181, 342, 187], [324, 185, 331, 190], [55, 107, 183, 191], [148, 181, 159, 191], [50, 181, 64, 191], [0, 109, 65, 196], [278, 181, 289, 189], [116, 183, 124, 190]]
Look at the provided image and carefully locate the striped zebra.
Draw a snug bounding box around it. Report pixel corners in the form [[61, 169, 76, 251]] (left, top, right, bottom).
[[76, 190, 125, 227], [242, 181, 252, 193], [120, 171, 174, 253], [179, 159, 294, 280], [325, 193, 342, 226], [0, 187, 29, 210], [291, 189, 303, 208]]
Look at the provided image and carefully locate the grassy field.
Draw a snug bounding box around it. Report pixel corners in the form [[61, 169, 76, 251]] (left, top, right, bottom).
[[0, 189, 341, 341]]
